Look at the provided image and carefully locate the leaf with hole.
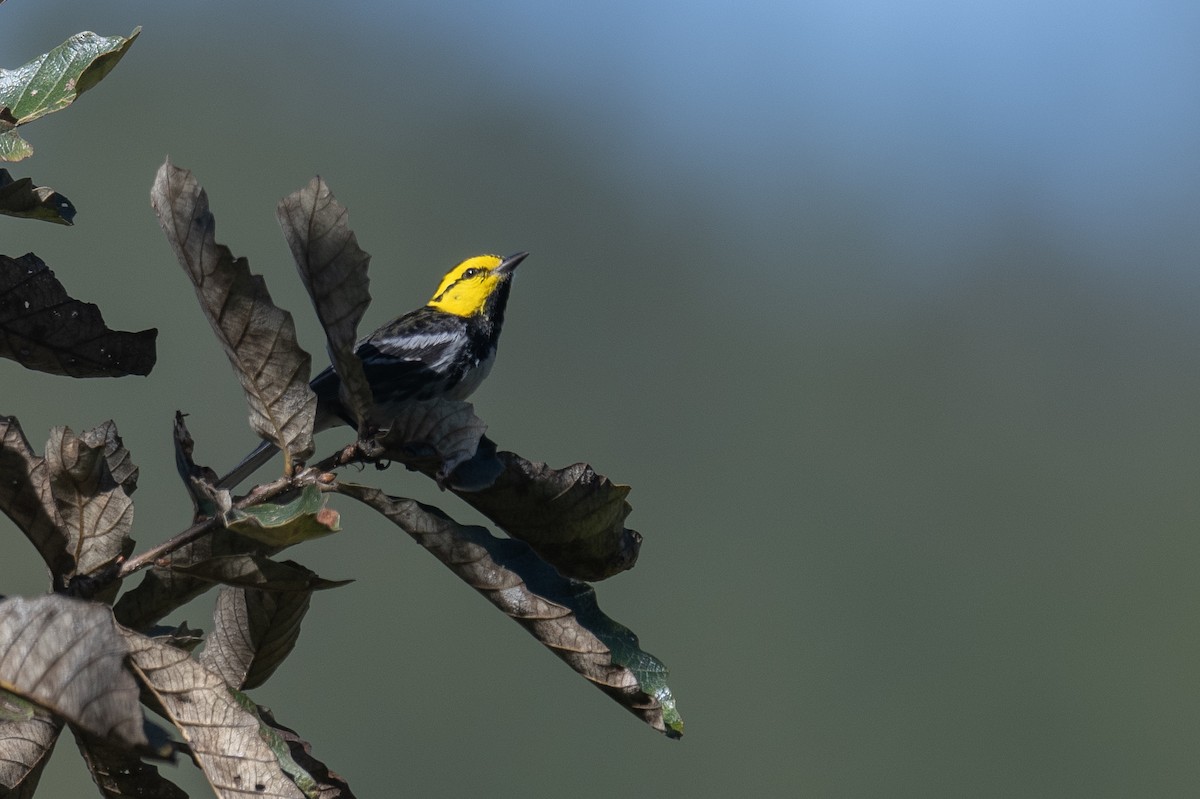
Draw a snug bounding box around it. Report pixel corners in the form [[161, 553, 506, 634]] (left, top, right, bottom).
[[0, 253, 158, 377], [0, 169, 74, 223]]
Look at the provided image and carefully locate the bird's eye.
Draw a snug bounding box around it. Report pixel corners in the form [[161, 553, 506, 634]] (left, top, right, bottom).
[[463, 268, 480, 278]]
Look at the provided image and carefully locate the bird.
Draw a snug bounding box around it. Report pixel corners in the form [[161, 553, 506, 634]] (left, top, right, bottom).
[[217, 251, 527, 489]]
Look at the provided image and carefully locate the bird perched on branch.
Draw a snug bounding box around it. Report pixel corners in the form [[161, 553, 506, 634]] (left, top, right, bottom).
[[219, 251, 527, 488]]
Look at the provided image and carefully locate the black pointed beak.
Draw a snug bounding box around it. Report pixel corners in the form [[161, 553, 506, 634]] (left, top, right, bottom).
[[496, 251, 528, 275]]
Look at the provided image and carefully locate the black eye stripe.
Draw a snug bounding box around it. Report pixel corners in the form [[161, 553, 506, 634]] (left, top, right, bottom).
[[432, 268, 487, 302]]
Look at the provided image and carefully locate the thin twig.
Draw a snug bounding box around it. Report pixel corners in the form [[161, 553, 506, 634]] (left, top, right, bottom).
[[114, 470, 310, 581], [116, 516, 219, 578], [110, 437, 383, 587]]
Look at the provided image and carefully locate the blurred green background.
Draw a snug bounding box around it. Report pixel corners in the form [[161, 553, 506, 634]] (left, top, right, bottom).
[[3, 1, 1200, 796]]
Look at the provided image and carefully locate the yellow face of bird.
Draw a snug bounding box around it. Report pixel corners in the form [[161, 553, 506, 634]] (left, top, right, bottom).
[[426, 255, 510, 317]]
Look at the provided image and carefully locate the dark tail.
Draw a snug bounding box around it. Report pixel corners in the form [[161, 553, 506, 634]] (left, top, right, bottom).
[[217, 439, 280, 490]]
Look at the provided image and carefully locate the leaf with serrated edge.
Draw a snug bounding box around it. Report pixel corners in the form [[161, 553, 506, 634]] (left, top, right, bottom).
[[0, 253, 158, 377], [46, 426, 135, 580], [151, 160, 317, 473], [0, 596, 154, 751], [411, 448, 641, 581], [337, 484, 683, 738], [173, 411, 229, 520], [93, 420, 138, 495], [120, 629, 306, 798], [224, 485, 340, 548], [0, 415, 69, 578], [278, 177, 373, 430], [0, 169, 74, 224]]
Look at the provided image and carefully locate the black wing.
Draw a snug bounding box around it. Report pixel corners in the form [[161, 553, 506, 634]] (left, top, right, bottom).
[[310, 308, 467, 426]]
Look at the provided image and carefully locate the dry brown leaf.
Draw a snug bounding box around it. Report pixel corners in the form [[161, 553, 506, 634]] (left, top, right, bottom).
[[277, 177, 373, 430], [199, 584, 312, 691], [0, 253, 156, 377], [0, 706, 61, 797], [45, 426, 135, 582], [427, 449, 642, 581], [0, 415, 68, 579], [121, 630, 305, 798], [151, 159, 316, 474], [0, 596, 152, 752], [337, 484, 682, 738]]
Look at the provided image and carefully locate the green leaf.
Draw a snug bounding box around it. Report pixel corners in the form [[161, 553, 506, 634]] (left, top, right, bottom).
[[0, 113, 33, 162], [521, 564, 683, 738], [0, 29, 140, 162], [226, 691, 322, 798], [0, 169, 75, 224], [0, 689, 35, 723], [224, 485, 340, 548]]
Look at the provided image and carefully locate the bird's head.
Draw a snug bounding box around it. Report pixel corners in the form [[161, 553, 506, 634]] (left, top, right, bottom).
[[426, 251, 527, 318]]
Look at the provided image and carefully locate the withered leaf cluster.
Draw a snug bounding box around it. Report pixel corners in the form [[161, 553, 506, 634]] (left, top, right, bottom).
[[0, 159, 681, 799]]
